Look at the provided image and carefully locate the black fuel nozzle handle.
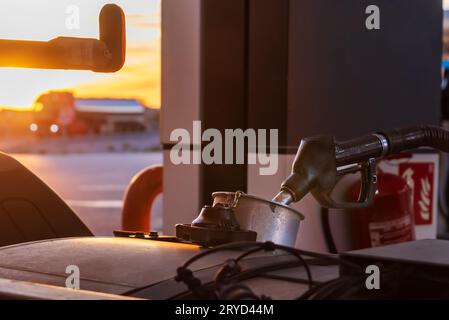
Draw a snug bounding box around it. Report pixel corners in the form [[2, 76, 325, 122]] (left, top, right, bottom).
[[273, 125, 449, 208]]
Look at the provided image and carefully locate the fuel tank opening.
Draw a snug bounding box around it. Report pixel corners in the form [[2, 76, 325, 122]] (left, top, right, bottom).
[[176, 204, 257, 247]]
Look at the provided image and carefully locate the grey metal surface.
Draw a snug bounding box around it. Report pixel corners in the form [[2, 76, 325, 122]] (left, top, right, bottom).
[[341, 239, 449, 267], [287, 0, 441, 142], [0, 237, 339, 299], [0, 237, 201, 294], [0, 278, 141, 300], [212, 192, 304, 246]]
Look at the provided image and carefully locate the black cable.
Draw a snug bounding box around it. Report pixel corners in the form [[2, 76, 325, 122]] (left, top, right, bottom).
[[231, 242, 313, 288], [171, 260, 307, 300], [175, 241, 363, 299], [181, 240, 361, 271], [175, 242, 265, 298], [124, 250, 294, 297], [173, 252, 355, 300], [126, 241, 362, 298], [126, 257, 335, 297], [174, 266, 211, 299], [181, 241, 262, 269], [230, 242, 313, 289], [224, 258, 335, 287], [234, 246, 266, 263], [264, 245, 314, 288], [321, 206, 338, 254]]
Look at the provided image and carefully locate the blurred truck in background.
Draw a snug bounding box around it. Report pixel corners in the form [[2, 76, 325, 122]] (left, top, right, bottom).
[[32, 92, 156, 136]]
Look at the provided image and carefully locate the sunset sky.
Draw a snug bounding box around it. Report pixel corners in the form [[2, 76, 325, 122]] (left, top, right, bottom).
[[1, 1, 448, 110], [0, 0, 160, 109]]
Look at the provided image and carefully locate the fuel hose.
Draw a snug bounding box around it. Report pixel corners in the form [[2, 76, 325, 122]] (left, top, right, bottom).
[[336, 125, 449, 166]]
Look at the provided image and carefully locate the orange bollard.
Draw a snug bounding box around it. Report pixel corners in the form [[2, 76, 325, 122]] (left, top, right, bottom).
[[121, 164, 163, 232]]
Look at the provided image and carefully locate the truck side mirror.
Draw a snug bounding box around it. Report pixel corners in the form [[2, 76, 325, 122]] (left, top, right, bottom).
[[0, 4, 126, 73]]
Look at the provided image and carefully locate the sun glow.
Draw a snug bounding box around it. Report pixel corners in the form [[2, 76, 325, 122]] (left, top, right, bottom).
[[0, 0, 160, 110]]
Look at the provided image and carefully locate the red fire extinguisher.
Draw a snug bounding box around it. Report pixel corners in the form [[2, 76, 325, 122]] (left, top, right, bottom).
[[347, 169, 415, 250]]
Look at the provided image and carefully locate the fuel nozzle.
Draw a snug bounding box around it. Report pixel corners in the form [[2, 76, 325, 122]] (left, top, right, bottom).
[[273, 125, 449, 209], [272, 190, 295, 206], [273, 135, 337, 206]]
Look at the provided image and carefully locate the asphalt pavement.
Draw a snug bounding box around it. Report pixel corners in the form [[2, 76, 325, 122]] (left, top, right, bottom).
[[13, 152, 164, 236]]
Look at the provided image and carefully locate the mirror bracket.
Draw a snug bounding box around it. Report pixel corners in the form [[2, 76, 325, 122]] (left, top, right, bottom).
[[0, 4, 126, 73]]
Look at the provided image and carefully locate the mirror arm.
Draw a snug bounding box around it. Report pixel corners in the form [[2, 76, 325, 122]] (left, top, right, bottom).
[[0, 4, 125, 73], [0, 38, 112, 71]]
